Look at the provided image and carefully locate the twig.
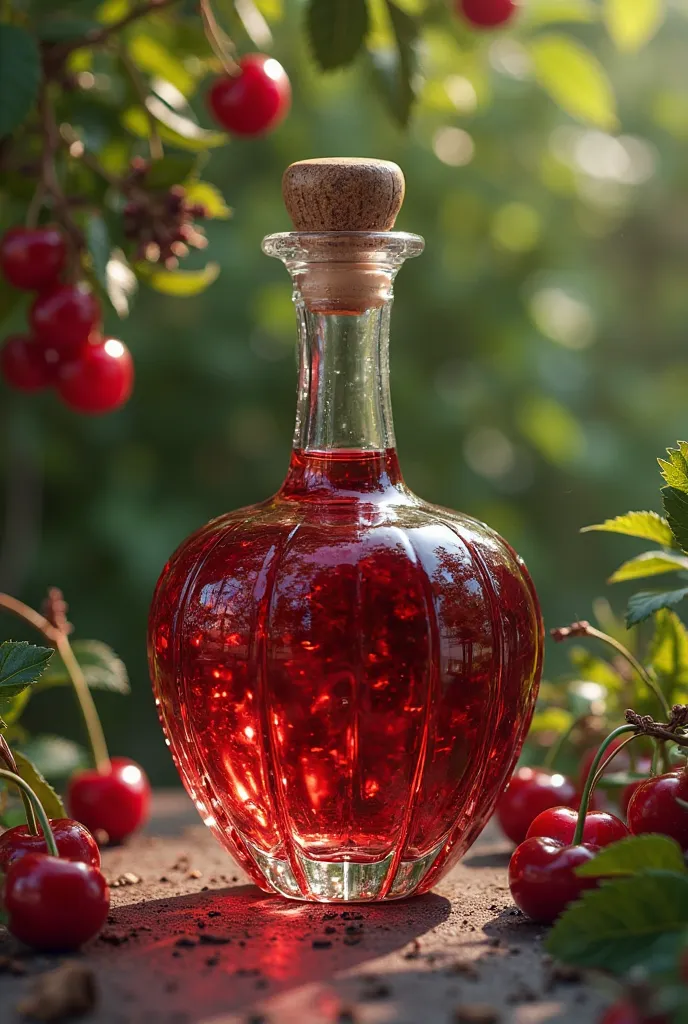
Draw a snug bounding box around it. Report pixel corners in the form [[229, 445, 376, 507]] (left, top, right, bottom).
[[58, 0, 181, 55], [551, 620, 671, 718], [625, 707, 688, 747], [0, 593, 110, 773]]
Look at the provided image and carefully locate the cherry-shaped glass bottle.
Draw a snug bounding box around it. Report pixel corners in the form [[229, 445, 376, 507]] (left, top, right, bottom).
[[148, 158, 543, 902]]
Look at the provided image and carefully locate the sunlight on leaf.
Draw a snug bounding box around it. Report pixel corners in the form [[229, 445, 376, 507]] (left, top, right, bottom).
[[582, 511, 676, 548], [604, 0, 664, 53], [528, 34, 618, 130], [608, 550, 688, 584], [137, 262, 220, 296]]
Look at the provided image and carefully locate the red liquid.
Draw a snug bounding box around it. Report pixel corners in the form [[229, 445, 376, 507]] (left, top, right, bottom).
[[149, 448, 542, 900]]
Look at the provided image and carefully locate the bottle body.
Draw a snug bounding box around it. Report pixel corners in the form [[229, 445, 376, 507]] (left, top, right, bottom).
[[149, 448, 542, 901]]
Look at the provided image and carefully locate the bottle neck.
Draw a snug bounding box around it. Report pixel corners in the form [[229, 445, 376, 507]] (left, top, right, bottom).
[[293, 302, 395, 453]]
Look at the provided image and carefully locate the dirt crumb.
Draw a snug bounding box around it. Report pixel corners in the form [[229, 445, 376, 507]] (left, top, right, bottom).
[[17, 964, 97, 1021]]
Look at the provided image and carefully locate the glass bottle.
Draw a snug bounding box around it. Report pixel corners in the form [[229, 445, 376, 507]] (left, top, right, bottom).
[[148, 158, 543, 902]]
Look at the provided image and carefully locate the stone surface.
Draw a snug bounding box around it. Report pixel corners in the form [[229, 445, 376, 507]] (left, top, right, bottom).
[[0, 792, 608, 1024]]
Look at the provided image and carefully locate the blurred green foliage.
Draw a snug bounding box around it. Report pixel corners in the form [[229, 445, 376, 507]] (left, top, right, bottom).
[[3, 0, 688, 782]]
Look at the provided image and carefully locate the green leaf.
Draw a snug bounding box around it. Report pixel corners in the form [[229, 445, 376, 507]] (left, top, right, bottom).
[[369, 1, 418, 128], [528, 34, 618, 131], [627, 587, 688, 627], [0, 25, 41, 137], [86, 214, 111, 289], [12, 750, 66, 820], [136, 262, 220, 296], [0, 688, 33, 729], [650, 610, 688, 694], [530, 706, 574, 734], [609, 550, 688, 584], [122, 106, 228, 152], [663, 486, 688, 554], [127, 34, 196, 96], [604, 0, 664, 53], [184, 181, 231, 220], [306, 0, 369, 71], [39, 639, 130, 695], [0, 642, 54, 702], [21, 736, 88, 780], [547, 872, 688, 973], [659, 442, 688, 491], [144, 154, 199, 190], [582, 511, 677, 547], [576, 834, 687, 878]]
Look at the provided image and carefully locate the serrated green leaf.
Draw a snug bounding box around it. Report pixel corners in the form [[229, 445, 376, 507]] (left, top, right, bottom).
[[306, 0, 369, 71], [127, 34, 196, 96], [664, 486, 688, 554], [86, 214, 111, 289], [604, 0, 664, 53], [650, 610, 688, 696], [609, 550, 688, 584], [627, 587, 688, 627], [582, 511, 677, 547], [39, 639, 130, 695], [137, 261, 220, 296], [547, 872, 688, 973], [659, 443, 688, 490], [0, 642, 54, 702], [12, 750, 66, 820], [576, 834, 686, 878], [122, 106, 228, 152], [528, 34, 618, 130], [21, 736, 88, 780], [184, 181, 231, 220], [0, 25, 41, 137]]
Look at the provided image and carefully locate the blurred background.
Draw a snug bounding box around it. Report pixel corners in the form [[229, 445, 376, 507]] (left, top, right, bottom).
[[1, 0, 687, 782]]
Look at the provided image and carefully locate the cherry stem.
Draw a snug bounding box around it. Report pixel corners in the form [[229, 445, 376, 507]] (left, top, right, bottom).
[[0, 736, 37, 836], [625, 706, 688, 747], [0, 593, 110, 773], [572, 724, 637, 847], [0, 768, 58, 857], [199, 0, 241, 76], [551, 621, 671, 719], [590, 733, 637, 790]]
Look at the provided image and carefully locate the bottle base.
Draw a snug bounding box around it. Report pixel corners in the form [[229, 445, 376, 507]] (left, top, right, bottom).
[[245, 837, 445, 902]]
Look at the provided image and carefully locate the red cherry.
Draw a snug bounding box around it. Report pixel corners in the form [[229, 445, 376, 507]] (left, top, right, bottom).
[[0, 226, 66, 291], [496, 767, 578, 845], [207, 54, 291, 137], [1, 334, 53, 391], [627, 770, 688, 849], [0, 818, 100, 871], [57, 337, 134, 415], [67, 757, 150, 843], [598, 1000, 667, 1024], [508, 836, 598, 923], [4, 853, 109, 951], [526, 805, 629, 847], [30, 283, 100, 356], [459, 0, 516, 29]]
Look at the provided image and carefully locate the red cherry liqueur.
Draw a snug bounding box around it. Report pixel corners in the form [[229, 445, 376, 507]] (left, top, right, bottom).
[[149, 159, 543, 901]]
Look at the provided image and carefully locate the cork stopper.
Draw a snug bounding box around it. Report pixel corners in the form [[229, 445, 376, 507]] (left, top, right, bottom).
[[282, 158, 405, 232]]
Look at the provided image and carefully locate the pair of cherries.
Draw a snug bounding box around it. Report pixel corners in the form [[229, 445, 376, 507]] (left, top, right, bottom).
[[0, 757, 149, 951], [0, 226, 133, 415]]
